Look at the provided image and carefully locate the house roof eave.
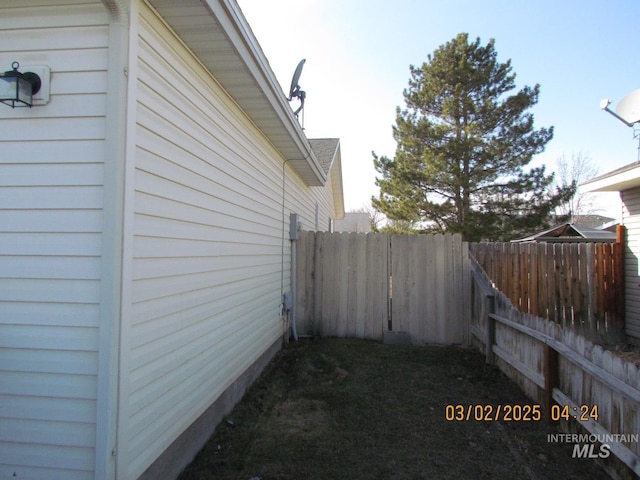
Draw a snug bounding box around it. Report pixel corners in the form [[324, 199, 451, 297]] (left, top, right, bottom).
[[149, 0, 327, 186], [331, 145, 345, 219], [580, 161, 640, 192], [309, 139, 345, 218]]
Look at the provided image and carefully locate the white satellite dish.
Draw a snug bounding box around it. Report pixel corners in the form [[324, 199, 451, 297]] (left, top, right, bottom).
[[601, 88, 640, 161], [615, 88, 640, 124]]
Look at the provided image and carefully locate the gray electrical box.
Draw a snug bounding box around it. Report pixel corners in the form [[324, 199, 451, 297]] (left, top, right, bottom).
[[283, 291, 294, 310], [289, 213, 299, 240]]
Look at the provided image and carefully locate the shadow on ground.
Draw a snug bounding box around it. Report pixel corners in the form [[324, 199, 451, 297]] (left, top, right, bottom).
[[179, 338, 611, 480]]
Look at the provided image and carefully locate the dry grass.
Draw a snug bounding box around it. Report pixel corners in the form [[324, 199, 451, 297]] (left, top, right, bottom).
[[179, 338, 610, 480]]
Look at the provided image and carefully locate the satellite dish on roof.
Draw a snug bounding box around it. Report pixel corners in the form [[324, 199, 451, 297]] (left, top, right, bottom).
[[287, 59, 306, 121], [601, 88, 640, 160], [616, 89, 640, 124], [289, 59, 305, 99], [600, 89, 640, 127]]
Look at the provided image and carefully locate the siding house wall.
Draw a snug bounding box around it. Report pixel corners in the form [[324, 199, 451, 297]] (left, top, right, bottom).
[[622, 187, 640, 339], [0, 1, 342, 478], [119, 3, 339, 476], [0, 2, 110, 479]]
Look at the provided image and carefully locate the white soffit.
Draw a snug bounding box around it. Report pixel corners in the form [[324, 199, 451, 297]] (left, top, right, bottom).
[[148, 0, 326, 186], [309, 139, 345, 218]]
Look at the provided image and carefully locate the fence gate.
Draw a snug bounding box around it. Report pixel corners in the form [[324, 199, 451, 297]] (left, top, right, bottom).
[[295, 231, 470, 345]]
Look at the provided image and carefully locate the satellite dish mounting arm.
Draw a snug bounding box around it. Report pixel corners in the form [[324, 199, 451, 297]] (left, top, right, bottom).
[[291, 88, 306, 117], [600, 99, 634, 127], [601, 90, 640, 161]]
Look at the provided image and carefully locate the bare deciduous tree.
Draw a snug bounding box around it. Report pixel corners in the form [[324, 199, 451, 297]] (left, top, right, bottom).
[[554, 152, 600, 220]]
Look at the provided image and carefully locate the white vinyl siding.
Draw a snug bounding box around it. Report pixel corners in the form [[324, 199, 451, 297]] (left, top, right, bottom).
[[0, 2, 108, 479], [622, 187, 640, 339], [119, 3, 338, 478], [1, 1, 341, 477]]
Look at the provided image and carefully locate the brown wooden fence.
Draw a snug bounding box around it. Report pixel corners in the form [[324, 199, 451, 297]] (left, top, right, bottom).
[[295, 231, 470, 345], [470, 257, 640, 479], [470, 240, 625, 344]]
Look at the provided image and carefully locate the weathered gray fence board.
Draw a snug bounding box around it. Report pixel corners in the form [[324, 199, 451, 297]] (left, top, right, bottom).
[[296, 231, 388, 339], [366, 233, 390, 339], [390, 234, 413, 338], [296, 231, 468, 344], [297, 229, 313, 334]]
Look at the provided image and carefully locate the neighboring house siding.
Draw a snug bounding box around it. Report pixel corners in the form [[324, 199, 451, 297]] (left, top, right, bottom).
[[622, 187, 640, 339], [0, 2, 108, 479], [335, 212, 372, 233], [120, 4, 338, 477]]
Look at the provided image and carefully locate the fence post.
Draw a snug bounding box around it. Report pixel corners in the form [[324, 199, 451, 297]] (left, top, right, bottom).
[[544, 343, 559, 424], [485, 294, 496, 365], [614, 225, 626, 335]]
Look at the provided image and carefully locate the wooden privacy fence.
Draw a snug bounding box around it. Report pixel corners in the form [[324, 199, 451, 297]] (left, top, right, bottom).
[[470, 241, 625, 344], [471, 257, 640, 479], [295, 231, 470, 345]]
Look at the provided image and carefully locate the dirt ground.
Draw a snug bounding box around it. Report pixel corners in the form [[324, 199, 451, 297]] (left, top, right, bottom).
[[179, 338, 613, 480]]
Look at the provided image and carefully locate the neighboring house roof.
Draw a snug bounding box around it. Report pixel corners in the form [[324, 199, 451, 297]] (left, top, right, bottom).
[[148, 0, 327, 186], [580, 160, 640, 192], [571, 214, 615, 229], [512, 223, 617, 243], [310, 139, 345, 218], [600, 219, 620, 232], [334, 212, 371, 233]]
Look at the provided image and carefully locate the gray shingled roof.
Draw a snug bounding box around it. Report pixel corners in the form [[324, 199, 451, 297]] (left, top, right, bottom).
[[512, 223, 617, 243], [309, 138, 339, 175]]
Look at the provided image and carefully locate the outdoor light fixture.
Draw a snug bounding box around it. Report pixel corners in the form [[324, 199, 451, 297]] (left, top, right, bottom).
[[0, 61, 42, 108]]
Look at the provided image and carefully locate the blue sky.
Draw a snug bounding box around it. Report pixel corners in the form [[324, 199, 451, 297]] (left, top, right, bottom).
[[237, 0, 640, 216]]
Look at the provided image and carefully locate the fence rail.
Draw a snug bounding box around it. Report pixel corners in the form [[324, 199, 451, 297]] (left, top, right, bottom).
[[470, 257, 640, 479], [470, 240, 624, 344]]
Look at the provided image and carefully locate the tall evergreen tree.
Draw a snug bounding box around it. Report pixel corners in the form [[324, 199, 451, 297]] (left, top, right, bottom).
[[372, 33, 575, 241]]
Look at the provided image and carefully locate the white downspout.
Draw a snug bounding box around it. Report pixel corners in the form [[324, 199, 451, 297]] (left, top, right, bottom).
[[96, 1, 129, 479]]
